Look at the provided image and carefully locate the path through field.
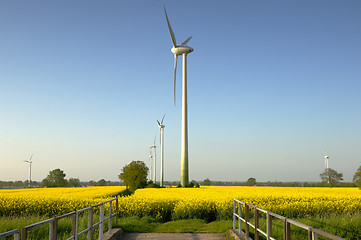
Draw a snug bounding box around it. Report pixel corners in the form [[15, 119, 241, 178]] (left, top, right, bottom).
[[121, 233, 227, 240]]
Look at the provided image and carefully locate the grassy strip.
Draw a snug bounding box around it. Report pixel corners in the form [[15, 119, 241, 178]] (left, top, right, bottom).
[[117, 216, 232, 233], [1, 214, 361, 239]]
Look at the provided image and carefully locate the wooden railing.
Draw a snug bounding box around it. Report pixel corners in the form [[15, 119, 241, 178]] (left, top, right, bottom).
[[233, 199, 346, 240], [0, 198, 118, 240]]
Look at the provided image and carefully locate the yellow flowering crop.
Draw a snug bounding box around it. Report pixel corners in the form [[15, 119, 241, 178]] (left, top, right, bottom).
[[0, 186, 126, 216], [118, 187, 361, 220], [1, 186, 360, 221]]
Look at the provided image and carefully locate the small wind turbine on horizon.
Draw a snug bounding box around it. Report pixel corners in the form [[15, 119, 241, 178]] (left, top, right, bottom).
[[24, 154, 33, 187], [150, 137, 157, 183], [149, 149, 153, 181], [164, 6, 193, 187], [325, 154, 330, 184], [157, 115, 165, 187], [325, 154, 329, 170]]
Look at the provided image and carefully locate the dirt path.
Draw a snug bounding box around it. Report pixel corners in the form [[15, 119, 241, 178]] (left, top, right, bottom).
[[120, 232, 227, 240]]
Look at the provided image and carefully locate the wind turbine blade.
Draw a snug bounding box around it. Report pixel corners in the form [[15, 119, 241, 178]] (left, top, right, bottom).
[[174, 54, 178, 105], [164, 6, 177, 47], [154, 136, 156, 145], [29, 154, 33, 162], [157, 120, 161, 126], [181, 36, 192, 46], [161, 114, 165, 124]]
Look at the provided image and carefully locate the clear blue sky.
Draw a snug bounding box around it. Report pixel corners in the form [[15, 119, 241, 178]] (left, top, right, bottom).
[[1, 1, 360, 182]]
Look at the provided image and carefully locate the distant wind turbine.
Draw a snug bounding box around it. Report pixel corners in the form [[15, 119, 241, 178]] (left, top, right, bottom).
[[325, 154, 330, 184], [325, 154, 329, 170], [149, 149, 153, 180], [24, 154, 33, 187], [157, 115, 165, 187], [150, 137, 157, 183], [164, 6, 193, 187]]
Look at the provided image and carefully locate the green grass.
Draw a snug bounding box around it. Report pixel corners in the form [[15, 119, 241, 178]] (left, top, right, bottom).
[[117, 216, 232, 233], [1, 214, 361, 239]]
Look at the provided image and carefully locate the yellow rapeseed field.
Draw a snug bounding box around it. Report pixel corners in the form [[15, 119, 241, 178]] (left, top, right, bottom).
[[0, 186, 126, 216], [117, 186, 361, 220], [1, 186, 360, 220]]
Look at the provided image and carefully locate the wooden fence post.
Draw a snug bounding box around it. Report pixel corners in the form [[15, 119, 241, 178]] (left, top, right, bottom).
[[21, 228, 27, 240], [49, 218, 58, 240], [116, 198, 119, 227], [254, 208, 259, 240], [108, 201, 112, 234], [72, 213, 78, 240], [88, 207, 93, 240], [267, 212, 272, 240], [14, 232, 20, 240], [233, 200, 236, 230], [238, 202, 242, 236], [99, 203, 105, 240], [245, 204, 249, 238]]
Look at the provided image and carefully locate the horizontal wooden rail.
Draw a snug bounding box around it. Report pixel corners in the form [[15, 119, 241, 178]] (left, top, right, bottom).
[[0, 198, 118, 240], [0, 229, 20, 240], [233, 199, 346, 240]]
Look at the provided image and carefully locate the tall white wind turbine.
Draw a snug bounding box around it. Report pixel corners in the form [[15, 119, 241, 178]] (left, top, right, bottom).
[[324, 154, 330, 184], [149, 149, 153, 180], [24, 154, 33, 187], [150, 137, 157, 183], [325, 154, 329, 170], [164, 6, 193, 187], [157, 115, 165, 187]]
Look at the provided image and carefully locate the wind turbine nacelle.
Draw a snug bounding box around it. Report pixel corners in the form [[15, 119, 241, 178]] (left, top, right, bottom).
[[172, 46, 193, 55]]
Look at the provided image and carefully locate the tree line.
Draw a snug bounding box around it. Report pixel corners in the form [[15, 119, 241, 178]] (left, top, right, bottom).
[[0, 168, 123, 189], [2, 163, 361, 189]]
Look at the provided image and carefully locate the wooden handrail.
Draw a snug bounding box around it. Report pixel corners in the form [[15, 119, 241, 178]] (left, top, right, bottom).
[[233, 199, 346, 240], [0, 198, 119, 240]]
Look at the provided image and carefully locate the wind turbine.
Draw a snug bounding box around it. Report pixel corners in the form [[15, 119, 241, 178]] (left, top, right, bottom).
[[325, 154, 329, 170], [150, 137, 157, 183], [149, 149, 153, 181], [164, 6, 193, 187], [325, 154, 330, 184], [24, 154, 33, 187], [157, 115, 165, 187]]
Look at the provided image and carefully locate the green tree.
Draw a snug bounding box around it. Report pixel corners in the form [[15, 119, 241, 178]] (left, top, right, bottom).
[[68, 178, 81, 187], [203, 178, 211, 186], [42, 168, 68, 187], [320, 168, 343, 187], [88, 180, 96, 186], [246, 177, 257, 186], [97, 179, 107, 186], [119, 161, 148, 191], [353, 165, 361, 189]]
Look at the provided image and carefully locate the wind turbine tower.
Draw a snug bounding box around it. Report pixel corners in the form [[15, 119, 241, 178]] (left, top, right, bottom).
[[164, 6, 193, 187], [325, 155, 329, 170], [157, 115, 165, 187], [24, 154, 33, 187], [150, 138, 157, 183], [149, 149, 153, 180], [325, 154, 330, 185]]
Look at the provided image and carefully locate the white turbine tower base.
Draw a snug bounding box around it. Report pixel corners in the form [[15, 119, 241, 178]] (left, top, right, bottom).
[[24, 154, 33, 187], [157, 115, 165, 187], [325, 155, 329, 169], [164, 6, 193, 187], [151, 138, 157, 183], [149, 149, 153, 180]]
